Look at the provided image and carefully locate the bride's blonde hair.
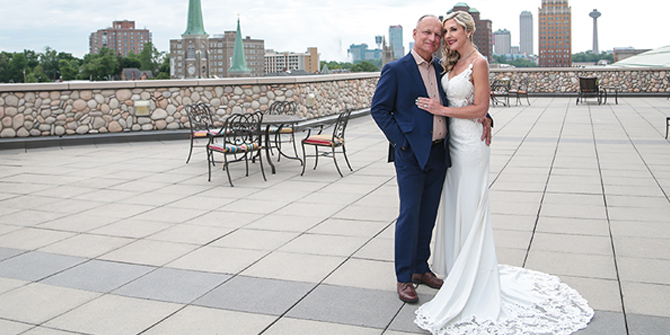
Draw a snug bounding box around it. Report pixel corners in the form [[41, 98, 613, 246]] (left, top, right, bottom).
[[441, 11, 477, 73]]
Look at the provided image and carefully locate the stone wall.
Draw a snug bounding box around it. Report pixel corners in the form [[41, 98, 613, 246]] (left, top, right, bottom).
[[490, 67, 670, 93], [0, 73, 380, 139]]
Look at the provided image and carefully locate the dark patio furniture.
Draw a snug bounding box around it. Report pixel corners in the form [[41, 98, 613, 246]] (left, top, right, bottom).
[[301, 109, 353, 177], [206, 112, 266, 186], [490, 79, 510, 107], [576, 77, 606, 105], [666, 117, 670, 139], [260, 114, 305, 174], [184, 102, 220, 163], [509, 79, 531, 106], [264, 101, 299, 162]]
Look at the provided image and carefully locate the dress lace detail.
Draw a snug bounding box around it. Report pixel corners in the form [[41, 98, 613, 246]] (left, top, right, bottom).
[[414, 57, 593, 334]]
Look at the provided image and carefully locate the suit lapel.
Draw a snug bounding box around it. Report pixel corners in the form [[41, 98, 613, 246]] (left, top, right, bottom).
[[400, 55, 428, 97]]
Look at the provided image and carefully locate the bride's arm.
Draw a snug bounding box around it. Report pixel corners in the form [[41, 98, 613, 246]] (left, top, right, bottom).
[[416, 58, 490, 119]]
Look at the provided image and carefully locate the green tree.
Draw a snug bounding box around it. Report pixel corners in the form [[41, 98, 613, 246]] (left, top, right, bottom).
[[138, 42, 164, 76], [350, 60, 379, 72], [81, 47, 118, 80], [40, 47, 60, 80], [7, 52, 29, 82], [0, 52, 11, 82], [59, 59, 81, 81]]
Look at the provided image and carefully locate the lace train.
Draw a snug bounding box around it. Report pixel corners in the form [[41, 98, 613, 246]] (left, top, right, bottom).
[[415, 265, 594, 335]]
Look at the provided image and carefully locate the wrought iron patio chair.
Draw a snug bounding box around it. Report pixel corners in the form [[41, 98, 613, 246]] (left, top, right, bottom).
[[265, 100, 299, 161], [206, 112, 266, 186], [184, 102, 220, 163], [509, 78, 531, 106], [301, 109, 353, 177], [576, 77, 606, 105], [490, 79, 510, 107]]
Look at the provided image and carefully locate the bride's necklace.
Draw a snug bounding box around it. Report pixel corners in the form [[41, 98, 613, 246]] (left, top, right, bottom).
[[458, 49, 476, 63]]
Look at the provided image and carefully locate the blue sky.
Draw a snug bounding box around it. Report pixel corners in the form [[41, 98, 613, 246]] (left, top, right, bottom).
[[0, 1, 666, 61]]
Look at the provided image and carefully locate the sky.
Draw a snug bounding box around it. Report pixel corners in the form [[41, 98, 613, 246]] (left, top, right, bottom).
[[0, 0, 668, 62]]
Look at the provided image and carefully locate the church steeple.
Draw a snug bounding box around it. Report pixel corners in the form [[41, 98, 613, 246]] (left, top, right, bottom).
[[228, 17, 251, 76], [183, 0, 207, 36]]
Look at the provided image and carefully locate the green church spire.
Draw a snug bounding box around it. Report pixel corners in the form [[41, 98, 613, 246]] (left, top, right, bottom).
[[228, 18, 251, 75], [183, 0, 207, 36]]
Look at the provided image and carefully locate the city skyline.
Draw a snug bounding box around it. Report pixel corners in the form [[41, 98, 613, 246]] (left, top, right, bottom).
[[0, 0, 667, 62]]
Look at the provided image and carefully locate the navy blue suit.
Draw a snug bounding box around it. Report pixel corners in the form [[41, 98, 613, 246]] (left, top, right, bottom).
[[371, 53, 451, 283]]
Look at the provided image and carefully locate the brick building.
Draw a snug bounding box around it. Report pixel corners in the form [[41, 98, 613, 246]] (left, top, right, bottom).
[[89, 20, 152, 57], [538, 0, 572, 67]]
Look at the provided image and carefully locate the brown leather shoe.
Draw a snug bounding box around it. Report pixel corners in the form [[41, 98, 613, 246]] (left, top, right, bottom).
[[412, 272, 443, 289], [397, 282, 418, 303]]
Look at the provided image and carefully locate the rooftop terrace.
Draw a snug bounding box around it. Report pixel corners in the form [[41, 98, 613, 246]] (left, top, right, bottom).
[[0, 97, 669, 334]]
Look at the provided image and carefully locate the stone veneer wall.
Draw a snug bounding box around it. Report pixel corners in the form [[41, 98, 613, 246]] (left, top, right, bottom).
[[0, 73, 380, 139], [490, 67, 670, 93]]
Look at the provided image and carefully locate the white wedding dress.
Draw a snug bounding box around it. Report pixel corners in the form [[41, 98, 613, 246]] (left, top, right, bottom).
[[414, 58, 594, 335]]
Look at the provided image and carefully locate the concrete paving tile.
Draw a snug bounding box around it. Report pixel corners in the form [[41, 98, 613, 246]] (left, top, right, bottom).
[[243, 214, 322, 232], [241, 251, 345, 283], [38, 233, 133, 258], [71, 189, 140, 203], [42, 259, 154, 293], [621, 282, 670, 318], [614, 236, 669, 259], [274, 202, 346, 219], [605, 195, 669, 209], [188, 210, 263, 228], [0, 319, 33, 335], [88, 219, 174, 239], [131, 207, 205, 224], [146, 223, 233, 245], [0, 195, 62, 209], [21, 326, 94, 334], [387, 302, 427, 333], [166, 245, 268, 274], [278, 233, 369, 257], [352, 237, 393, 262], [287, 284, 402, 329], [333, 204, 400, 223], [610, 220, 670, 239], [210, 228, 298, 251], [618, 257, 670, 285], [604, 184, 666, 197], [627, 313, 670, 335], [492, 229, 532, 250], [115, 191, 186, 207], [13, 231, 82, 257], [168, 194, 237, 210], [0, 210, 67, 227], [0, 205, 22, 217], [539, 203, 608, 220], [113, 267, 229, 304], [0, 276, 28, 295], [489, 180, 547, 192], [490, 214, 537, 232], [0, 283, 100, 325], [559, 275, 623, 312], [99, 239, 197, 267], [0, 246, 24, 261], [490, 200, 540, 216], [572, 310, 627, 335], [34, 198, 105, 215], [607, 206, 670, 223], [195, 276, 314, 315], [530, 233, 613, 256], [525, 251, 617, 280], [0, 251, 86, 281], [495, 247, 527, 267], [75, 203, 154, 219], [36, 213, 121, 233], [535, 217, 611, 236], [44, 294, 182, 335], [309, 218, 389, 238], [264, 317, 383, 335], [545, 180, 603, 195], [324, 258, 396, 291], [143, 305, 277, 335]]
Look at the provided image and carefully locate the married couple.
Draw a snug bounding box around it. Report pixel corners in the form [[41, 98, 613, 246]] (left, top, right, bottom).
[[371, 12, 594, 334]]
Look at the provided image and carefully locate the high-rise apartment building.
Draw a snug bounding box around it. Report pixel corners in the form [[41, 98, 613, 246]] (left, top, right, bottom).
[[538, 0, 572, 67], [264, 48, 319, 74], [448, 3, 493, 61], [89, 20, 152, 57], [520, 11, 534, 55], [169, 0, 264, 78], [389, 25, 404, 59], [494, 29, 511, 55], [348, 44, 382, 63]]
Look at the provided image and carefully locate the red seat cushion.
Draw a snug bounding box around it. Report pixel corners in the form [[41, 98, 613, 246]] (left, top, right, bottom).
[[303, 134, 344, 146]]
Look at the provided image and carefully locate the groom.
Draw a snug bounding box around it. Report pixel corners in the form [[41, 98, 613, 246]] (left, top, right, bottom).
[[371, 14, 491, 303]]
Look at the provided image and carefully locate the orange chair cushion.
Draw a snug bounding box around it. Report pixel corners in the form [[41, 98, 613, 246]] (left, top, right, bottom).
[[303, 134, 344, 146]]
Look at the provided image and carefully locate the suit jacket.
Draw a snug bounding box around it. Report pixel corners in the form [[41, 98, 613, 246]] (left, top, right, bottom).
[[371, 52, 450, 170]]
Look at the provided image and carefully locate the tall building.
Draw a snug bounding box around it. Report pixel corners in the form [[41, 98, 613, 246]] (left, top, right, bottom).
[[494, 29, 511, 55], [389, 25, 404, 59], [589, 9, 601, 54], [348, 44, 382, 63], [264, 48, 320, 74], [169, 0, 264, 78], [520, 11, 534, 55], [89, 20, 152, 57], [538, 0, 572, 67], [448, 3, 493, 61]]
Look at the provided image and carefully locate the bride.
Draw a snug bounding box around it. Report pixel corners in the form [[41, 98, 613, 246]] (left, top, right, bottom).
[[414, 11, 593, 335]]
